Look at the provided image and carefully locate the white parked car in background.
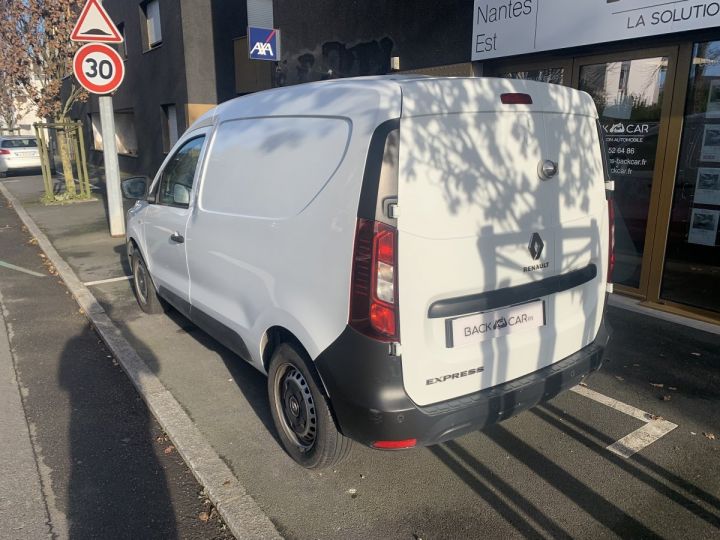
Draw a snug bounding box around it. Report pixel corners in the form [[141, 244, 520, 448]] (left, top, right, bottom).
[[122, 75, 613, 468], [0, 136, 41, 177]]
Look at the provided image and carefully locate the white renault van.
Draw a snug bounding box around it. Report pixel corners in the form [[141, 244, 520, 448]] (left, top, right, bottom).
[[123, 76, 612, 468]]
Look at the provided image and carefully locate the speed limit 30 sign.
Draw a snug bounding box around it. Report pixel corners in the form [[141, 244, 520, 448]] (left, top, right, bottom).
[[73, 43, 125, 94]]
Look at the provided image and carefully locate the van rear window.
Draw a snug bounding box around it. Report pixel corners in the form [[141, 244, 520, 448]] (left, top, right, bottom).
[[201, 117, 350, 218], [1, 138, 38, 148]]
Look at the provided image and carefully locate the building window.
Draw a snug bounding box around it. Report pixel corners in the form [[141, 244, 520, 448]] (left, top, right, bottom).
[[161, 104, 179, 153], [140, 0, 162, 50], [90, 111, 139, 156], [660, 40, 720, 314], [498, 68, 565, 85]]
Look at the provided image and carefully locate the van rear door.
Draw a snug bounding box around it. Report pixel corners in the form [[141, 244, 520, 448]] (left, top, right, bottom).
[[396, 79, 609, 406]]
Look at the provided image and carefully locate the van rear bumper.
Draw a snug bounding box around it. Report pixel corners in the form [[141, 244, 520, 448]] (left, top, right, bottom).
[[315, 321, 609, 448]]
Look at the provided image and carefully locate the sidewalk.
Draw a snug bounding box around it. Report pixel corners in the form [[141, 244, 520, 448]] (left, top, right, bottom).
[[2, 173, 719, 539], [0, 290, 53, 539]]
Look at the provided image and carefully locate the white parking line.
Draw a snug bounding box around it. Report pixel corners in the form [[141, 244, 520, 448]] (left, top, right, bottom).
[[571, 385, 678, 458], [83, 275, 132, 286], [0, 259, 46, 277]]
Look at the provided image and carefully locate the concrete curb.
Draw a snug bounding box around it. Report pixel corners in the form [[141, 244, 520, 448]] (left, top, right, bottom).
[[0, 184, 281, 540]]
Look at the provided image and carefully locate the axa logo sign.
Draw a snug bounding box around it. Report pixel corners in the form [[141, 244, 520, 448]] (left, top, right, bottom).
[[248, 27, 280, 61], [250, 42, 274, 56]]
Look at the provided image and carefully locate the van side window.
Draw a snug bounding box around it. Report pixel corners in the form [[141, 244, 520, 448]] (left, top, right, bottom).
[[157, 136, 205, 208]]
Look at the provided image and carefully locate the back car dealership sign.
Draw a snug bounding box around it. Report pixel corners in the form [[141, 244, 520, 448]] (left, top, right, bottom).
[[472, 0, 720, 60]]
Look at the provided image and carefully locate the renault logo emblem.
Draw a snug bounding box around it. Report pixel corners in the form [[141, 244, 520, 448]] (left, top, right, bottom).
[[528, 233, 544, 260]]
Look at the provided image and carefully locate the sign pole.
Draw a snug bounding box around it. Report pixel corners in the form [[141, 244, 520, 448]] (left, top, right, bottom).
[[98, 95, 124, 237], [71, 0, 126, 237]]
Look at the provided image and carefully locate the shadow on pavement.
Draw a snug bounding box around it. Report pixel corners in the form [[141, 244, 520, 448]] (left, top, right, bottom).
[[429, 442, 571, 538], [58, 327, 178, 539], [481, 425, 663, 538], [534, 403, 720, 525]]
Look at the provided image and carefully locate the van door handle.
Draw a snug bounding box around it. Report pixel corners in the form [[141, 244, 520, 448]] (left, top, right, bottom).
[[170, 232, 184, 244]]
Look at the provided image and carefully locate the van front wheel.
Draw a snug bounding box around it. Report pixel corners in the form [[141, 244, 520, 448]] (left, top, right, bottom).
[[131, 251, 164, 314], [268, 343, 352, 469]]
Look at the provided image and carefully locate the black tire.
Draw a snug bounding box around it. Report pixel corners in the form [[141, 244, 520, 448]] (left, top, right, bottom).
[[268, 343, 352, 469], [131, 250, 164, 314]]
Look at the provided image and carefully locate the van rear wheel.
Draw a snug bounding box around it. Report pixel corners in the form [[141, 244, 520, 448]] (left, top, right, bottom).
[[268, 343, 352, 469]]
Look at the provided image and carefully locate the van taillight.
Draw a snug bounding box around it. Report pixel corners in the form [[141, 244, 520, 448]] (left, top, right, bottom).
[[501, 93, 532, 105], [0, 149, 11, 155], [349, 219, 398, 342], [608, 200, 615, 283]]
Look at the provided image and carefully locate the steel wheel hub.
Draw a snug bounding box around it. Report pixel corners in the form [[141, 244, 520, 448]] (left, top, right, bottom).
[[276, 365, 317, 449]]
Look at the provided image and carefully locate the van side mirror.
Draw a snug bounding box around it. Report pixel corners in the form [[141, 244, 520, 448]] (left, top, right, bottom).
[[172, 184, 190, 206], [121, 176, 149, 200]]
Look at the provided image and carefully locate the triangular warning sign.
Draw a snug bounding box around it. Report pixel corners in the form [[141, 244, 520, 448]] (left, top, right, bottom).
[[71, 0, 123, 43]]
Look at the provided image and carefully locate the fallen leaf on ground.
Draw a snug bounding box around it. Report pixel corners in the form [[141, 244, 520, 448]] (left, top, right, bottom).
[[164, 445, 175, 454], [691, 431, 697, 436], [704, 432, 716, 440], [615, 376, 624, 381], [198, 512, 210, 523], [661, 395, 672, 401], [650, 383, 664, 388], [579, 381, 588, 387], [646, 414, 664, 421], [691, 352, 701, 357]]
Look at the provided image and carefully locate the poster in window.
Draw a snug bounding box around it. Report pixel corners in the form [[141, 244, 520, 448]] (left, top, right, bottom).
[[695, 168, 720, 206], [707, 80, 720, 118], [687, 208, 719, 246], [700, 125, 720, 162]]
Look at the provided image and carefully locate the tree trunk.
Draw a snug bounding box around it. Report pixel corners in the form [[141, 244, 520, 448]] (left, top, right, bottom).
[[56, 119, 76, 197]]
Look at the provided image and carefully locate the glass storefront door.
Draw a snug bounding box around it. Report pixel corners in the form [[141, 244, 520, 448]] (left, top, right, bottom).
[[575, 53, 673, 291], [659, 41, 720, 315]]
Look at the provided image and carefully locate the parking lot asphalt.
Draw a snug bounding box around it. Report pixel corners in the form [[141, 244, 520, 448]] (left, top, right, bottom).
[[2, 174, 719, 539]]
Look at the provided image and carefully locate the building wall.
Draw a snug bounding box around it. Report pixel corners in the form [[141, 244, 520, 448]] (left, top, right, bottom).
[[212, 0, 248, 104], [75, 0, 190, 177], [272, 0, 473, 86], [73, 0, 246, 178]]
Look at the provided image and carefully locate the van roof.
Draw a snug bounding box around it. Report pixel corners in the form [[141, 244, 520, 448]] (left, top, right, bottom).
[[192, 76, 597, 129]]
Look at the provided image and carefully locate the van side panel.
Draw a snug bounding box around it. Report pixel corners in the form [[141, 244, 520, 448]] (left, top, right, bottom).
[[396, 81, 608, 407], [185, 85, 402, 370], [199, 117, 351, 219]]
